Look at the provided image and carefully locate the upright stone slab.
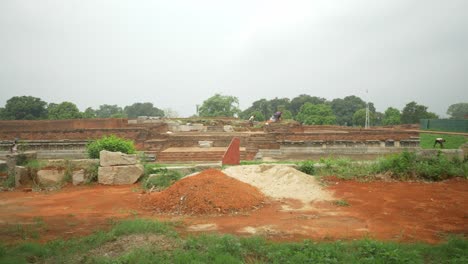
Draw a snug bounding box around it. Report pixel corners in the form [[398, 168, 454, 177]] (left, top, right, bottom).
[[222, 137, 241, 166], [72, 169, 85, 185], [100, 150, 138, 167], [15, 166, 30, 187]]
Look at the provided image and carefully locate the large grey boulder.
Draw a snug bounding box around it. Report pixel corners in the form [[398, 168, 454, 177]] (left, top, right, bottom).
[[98, 164, 144, 185], [37, 169, 65, 186], [100, 150, 138, 167]]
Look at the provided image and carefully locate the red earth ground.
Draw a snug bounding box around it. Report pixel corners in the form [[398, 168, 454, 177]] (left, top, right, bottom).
[[0, 177, 467, 245]]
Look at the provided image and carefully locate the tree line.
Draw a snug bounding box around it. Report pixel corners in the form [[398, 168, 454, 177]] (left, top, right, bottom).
[[0, 95, 467, 126]]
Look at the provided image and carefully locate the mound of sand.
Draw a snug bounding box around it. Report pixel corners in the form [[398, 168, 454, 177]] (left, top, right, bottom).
[[142, 169, 265, 215], [222, 164, 333, 203]]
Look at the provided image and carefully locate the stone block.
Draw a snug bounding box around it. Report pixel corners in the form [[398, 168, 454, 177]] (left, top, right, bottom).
[[69, 159, 99, 170], [100, 150, 138, 166], [15, 166, 31, 187], [98, 164, 144, 185], [72, 169, 85, 185], [198, 141, 213, 148], [37, 169, 65, 186]]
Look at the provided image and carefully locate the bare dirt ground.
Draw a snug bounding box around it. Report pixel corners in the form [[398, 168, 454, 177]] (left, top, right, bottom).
[[0, 175, 467, 245]]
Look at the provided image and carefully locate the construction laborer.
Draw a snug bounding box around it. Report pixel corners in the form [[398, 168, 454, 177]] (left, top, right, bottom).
[[248, 114, 255, 126], [10, 139, 18, 153], [433, 137, 446, 148], [272, 111, 282, 122]]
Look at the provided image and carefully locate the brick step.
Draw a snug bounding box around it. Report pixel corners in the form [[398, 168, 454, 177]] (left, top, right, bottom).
[[157, 151, 246, 162]]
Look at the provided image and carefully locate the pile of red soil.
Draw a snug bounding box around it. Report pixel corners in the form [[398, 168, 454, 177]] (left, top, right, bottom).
[[142, 169, 265, 215]]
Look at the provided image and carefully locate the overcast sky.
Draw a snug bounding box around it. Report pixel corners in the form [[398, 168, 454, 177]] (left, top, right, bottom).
[[1, 0, 467, 117]]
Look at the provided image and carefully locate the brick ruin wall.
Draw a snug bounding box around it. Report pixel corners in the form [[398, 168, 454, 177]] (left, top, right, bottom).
[[0, 119, 423, 161]]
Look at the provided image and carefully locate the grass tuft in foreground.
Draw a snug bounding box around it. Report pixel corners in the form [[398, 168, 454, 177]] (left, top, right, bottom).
[[0, 219, 466, 263]]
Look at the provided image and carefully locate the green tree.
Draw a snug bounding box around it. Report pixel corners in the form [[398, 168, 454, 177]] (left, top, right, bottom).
[[82, 107, 97, 118], [1, 96, 48, 120], [240, 99, 272, 120], [290, 95, 327, 117], [352, 108, 378, 127], [47, 102, 82, 120], [198, 94, 241, 117], [95, 104, 125, 118], [296, 103, 336, 125], [446, 103, 468, 119], [124, 102, 164, 118], [248, 110, 265, 121], [401, 101, 438, 124], [281, 110, 293, 120], [382, 107, 401, 125], [330, 96, 367, 126]]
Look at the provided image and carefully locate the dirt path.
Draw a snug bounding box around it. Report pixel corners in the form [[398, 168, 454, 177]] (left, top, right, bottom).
[[0, 178, 467, 245]]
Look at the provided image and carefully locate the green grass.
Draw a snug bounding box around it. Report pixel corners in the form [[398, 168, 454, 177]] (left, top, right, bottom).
[[0, 219, 466, 263], [420, 133, 467, 149]]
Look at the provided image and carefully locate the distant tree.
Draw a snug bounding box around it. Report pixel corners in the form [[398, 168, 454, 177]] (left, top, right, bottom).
[[198, 94, 241, 117], [401, 101, 438, 124], [47, 102, 82, 120], [248, 110, 265, 122], [290, 95, 327, 117], [281, 110, 294, 120], [240, 99, 272, 120], [446, 103, 468, 119], [382, 107, 401, 125], [163, 108, 179, 118], [82, 107, 97, 118], [95, 104, 125, 118], [1, 96, 48, 120], [296, 103, 336, 125], [269, 97, 291, 114], [124, 102, 164, 118], [352, 108, 378, 127], [374, 112, 384, 126], [330, 96, 367, 126]]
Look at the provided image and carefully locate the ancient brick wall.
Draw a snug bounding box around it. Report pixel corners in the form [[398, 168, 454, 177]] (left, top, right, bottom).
[[0, 118, 129, 132]]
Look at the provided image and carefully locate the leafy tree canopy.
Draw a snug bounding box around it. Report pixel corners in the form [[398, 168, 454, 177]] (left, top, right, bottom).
[[401, 101, 438, 124], [296, 103, 336, 125], [290, 95, 327, 116], [47, 102, 82, 120], [330, 96, 367, 126], [352, 108, 378, 127], [95, 104, 125, 118], [382, 107, 401, 125], [198, 94, 240, 117], [247, 110, 265, 122], [1, 96, 47, 120], [446, 103, 468, 119], [82, 107, 97, 119], [124, 102, 164, 118]]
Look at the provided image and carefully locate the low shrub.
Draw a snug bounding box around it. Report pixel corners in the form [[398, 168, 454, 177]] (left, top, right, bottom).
[[297, 160, 315, 175], [86, 135, 136, 159], [374, 151, 467, 181], [141, 165, 182, 191]]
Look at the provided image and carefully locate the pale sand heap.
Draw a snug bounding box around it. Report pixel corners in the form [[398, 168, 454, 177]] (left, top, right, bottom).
[[222, 164, 333, 204]]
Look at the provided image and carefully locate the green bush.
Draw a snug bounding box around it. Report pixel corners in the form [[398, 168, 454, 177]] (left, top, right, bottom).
[[298, 160, 315, 175], [374, 151, 467, 181], [141, 166, 182, 191], [86, 135, 136, 159]]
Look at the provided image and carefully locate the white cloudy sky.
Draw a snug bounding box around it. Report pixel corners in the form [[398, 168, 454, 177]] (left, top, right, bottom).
[[1, 0, 467, 117]]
